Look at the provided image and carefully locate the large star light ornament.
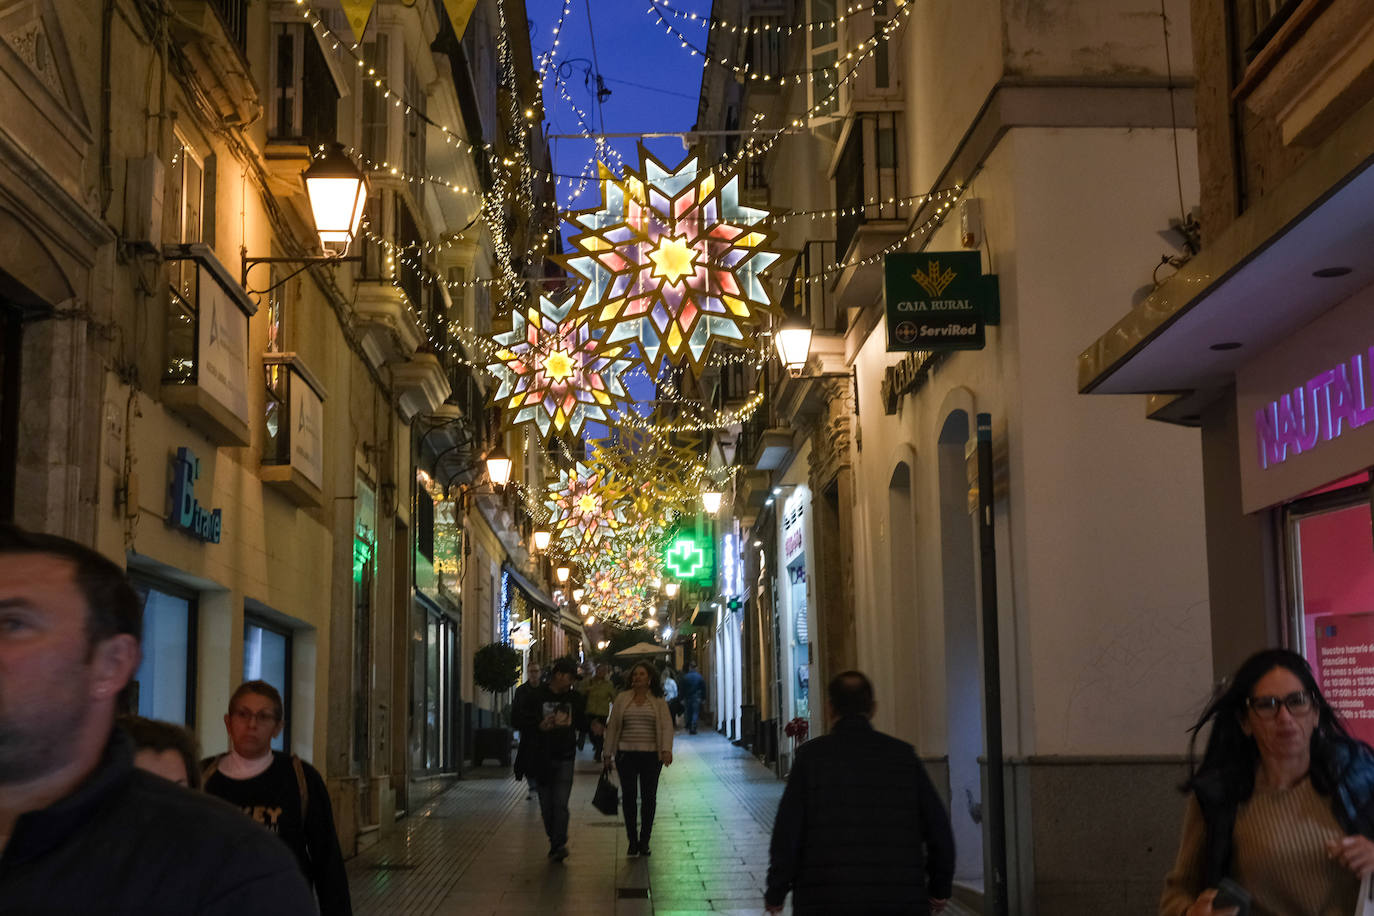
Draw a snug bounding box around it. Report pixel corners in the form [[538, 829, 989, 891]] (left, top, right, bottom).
[[487, 292, 633, 442], [560, 147, 786, 373], [545, 462, 627, 548]]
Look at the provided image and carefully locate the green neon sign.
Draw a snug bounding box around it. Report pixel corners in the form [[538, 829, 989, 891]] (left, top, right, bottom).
[[664, 534, 713, 584]]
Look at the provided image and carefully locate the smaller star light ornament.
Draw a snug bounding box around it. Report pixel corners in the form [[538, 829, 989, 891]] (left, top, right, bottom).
[[488, 292, 634, 442], [593, 434, 707, 517], [580, 566, 646, 626], [561, 147, 786, 373], [546, 462, 628, 549]]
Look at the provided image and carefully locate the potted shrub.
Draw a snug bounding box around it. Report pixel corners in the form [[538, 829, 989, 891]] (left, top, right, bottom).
[[471, 642, 521, 766]]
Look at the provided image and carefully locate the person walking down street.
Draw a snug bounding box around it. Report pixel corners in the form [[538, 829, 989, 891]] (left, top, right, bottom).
[[203, 680, 353, 916], [513, 662, 543, 799], [1160, 648, 1374, 916], [0, 524, 315, 914], [512, 657, 586, 862], [680, 663, 707, 734], [579, 664, 617, 762], [765, 670, 954, 915], [604, 661, 675, 856], [662, 667, 682, 728]]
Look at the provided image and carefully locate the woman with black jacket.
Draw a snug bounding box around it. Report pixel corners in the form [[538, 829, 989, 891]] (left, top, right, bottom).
[[1160, 648, 1374, 915]]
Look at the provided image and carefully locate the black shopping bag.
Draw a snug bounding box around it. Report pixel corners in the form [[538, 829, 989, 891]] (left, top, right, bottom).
[[592, 771, 618, 816]]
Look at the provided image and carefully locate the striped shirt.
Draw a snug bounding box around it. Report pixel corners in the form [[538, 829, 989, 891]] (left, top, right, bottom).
[[617, 701, 660, 751], [1160, 776, 1360, 916]]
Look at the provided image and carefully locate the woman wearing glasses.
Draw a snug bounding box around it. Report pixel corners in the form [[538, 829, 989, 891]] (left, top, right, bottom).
[[1160, 649, 1374, 915]]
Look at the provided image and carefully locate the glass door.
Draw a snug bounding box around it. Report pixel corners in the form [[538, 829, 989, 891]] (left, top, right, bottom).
[[1286, 478, 1374, 744]]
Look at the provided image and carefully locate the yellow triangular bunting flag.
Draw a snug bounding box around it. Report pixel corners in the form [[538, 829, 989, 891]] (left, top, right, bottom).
[[443, 0, 480, 39], [339, 0, 376, 43]]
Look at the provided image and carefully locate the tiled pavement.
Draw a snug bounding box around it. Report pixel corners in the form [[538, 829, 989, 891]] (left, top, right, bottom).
[[348, 730, 792, 915]]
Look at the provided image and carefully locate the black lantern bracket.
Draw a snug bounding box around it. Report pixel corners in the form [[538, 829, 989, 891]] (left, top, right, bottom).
[[239, 249, 363, 296]]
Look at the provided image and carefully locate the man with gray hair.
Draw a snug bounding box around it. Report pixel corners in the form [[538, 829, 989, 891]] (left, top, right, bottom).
[[0, 524, 313, 912]]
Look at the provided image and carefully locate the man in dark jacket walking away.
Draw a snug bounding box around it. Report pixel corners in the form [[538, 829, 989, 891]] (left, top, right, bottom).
[[765, 670, 955, 915], [511, 657, 586, 861], [679, 663, 706, 734]]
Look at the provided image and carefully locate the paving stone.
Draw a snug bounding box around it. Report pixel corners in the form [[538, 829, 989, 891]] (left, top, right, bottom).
[[350, 731, 785, 914]]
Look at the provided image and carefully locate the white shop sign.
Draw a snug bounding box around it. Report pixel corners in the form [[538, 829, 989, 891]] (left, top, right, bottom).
[[198, 278, 249, 425], [290, 370, 324, 489]]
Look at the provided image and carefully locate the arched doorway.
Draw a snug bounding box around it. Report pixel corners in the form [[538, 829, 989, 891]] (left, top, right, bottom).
[[938, 410, 984, 883], [887, 461, 918, 739]]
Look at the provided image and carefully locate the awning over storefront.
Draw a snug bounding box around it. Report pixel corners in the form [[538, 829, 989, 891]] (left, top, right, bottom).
[[502, 562, 558, 618], [1078, 127, 1374, 418]]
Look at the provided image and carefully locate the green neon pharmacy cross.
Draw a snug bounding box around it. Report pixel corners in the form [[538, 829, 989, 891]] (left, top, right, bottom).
[[666, 538, 705, 578]]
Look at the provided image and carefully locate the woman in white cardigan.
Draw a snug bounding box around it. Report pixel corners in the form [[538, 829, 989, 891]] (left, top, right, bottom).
[[604, 661, 675, 856]]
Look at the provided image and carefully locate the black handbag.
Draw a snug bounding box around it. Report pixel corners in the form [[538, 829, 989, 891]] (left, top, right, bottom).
[[592, 771, 619, 816]]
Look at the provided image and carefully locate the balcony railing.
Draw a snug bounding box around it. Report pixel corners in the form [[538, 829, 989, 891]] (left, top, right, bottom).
[[834, 111, 903, 265], [211, 0, 247, 52]]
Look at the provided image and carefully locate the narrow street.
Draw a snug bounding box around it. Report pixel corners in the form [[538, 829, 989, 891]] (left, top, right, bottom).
[[348, 732, 790, 915]]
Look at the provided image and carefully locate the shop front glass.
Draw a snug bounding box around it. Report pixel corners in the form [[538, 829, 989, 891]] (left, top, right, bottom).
[[244, 616, 291, 751], [1287, 476, 1374, 744], [411, 599, 458, 775], [131, 581, 196, 725]]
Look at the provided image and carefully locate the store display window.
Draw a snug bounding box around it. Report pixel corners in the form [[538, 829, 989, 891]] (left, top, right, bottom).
[[244, 615, 292, 751], [1287, 476, 1374, 744], [130, 580, 197, 725]]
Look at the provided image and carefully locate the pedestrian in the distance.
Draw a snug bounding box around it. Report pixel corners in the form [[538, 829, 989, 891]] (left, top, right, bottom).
[[662, 667, 681, 728], [680, 662, 706, 734], [579, 664, 617, 762], [512, 657, 586, 862], [203, 680, 353, 916], [765, 670, 954, 915], [604, 661, 675, 856]]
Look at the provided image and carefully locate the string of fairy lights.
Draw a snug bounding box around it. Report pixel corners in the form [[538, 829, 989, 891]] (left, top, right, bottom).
[[651, 0, 903, 36], [284, 1, 964, 627], [646, 0, 908, 82]]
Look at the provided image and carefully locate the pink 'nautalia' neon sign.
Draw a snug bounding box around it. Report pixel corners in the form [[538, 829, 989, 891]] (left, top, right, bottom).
[[1256, 347, 1374, 469]]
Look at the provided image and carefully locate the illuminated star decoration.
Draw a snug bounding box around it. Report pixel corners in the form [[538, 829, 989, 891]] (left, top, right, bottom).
[[545, 462, 627, 549], [581, 566, 647, 626], [487, 292, 633, 442], [560, 147, 785, 373], [593, 430, 708, 517]]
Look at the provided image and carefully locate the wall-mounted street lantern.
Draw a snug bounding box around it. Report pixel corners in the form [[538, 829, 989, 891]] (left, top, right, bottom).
[[484, 444, 513, 488], [241, 144, 370, 290], [774, 311, 814, 378], [304, 144, 370, 249]]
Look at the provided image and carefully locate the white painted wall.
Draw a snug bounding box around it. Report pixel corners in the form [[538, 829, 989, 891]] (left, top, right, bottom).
[[904, 0, 1194, 192], [850, 126, 1212, 758]]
